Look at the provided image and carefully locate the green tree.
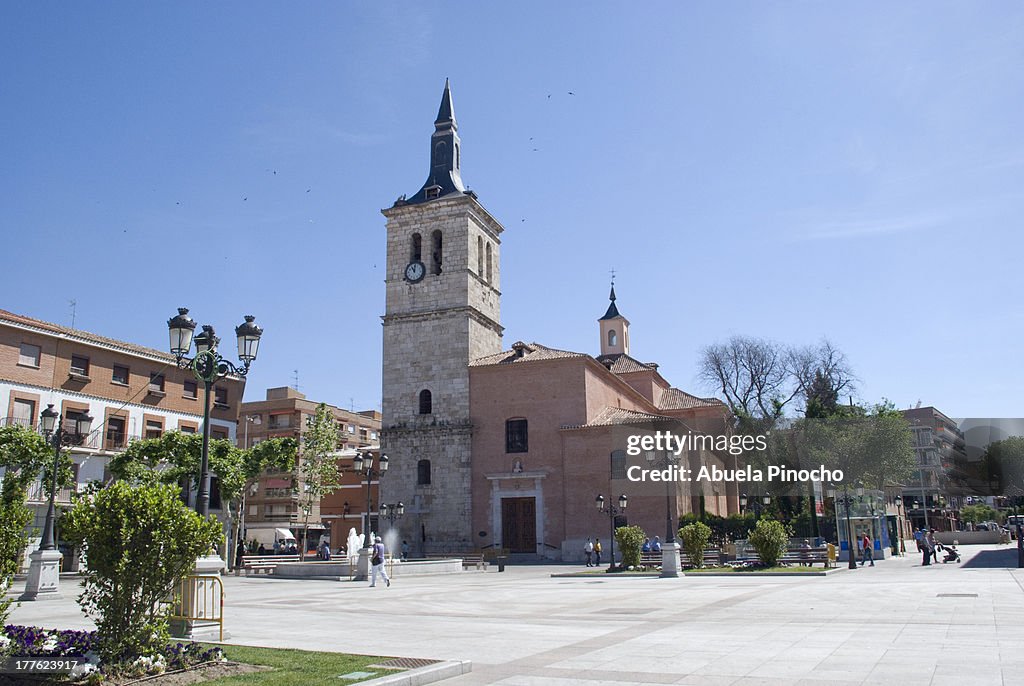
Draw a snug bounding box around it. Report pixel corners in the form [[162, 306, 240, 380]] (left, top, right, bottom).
[[679, 521, 713, 567], [61, 481, 222, 665], [0, 424, 55, 623], [109, 431, 297, 564], [748, 518, 789, 567], [613, 525, 646, 569], [959, 503, 999, 525], [298, 404, 342, 560]]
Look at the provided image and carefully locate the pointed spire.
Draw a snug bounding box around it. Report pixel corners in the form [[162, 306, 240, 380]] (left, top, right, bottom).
[[600, 283, 621, 320], [435, 78, 456, 130], [402, 79, 466, 205]]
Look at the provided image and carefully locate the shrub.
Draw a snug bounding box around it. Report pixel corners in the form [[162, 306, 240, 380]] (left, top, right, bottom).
[[679, 521, 712, 567], [613, 525, 646, 569], [61, 482, 221, 666], [748, 518, 789, 567]]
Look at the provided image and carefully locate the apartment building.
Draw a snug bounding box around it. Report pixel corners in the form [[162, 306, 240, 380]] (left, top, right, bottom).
[[902, 406, 968, 531], [0, 309, 244, 567], [239, 387, 381, 549]]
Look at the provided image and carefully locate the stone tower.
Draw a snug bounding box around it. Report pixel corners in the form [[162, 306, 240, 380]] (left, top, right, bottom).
[[380, 80, 504, 553]]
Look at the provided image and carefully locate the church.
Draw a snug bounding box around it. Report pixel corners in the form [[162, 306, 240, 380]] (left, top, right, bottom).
[[380, 81, 741, 561]]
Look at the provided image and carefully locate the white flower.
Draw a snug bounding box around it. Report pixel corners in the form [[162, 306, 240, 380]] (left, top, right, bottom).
[[70, 662, 97, 682], [41, 635, 59, 652], [0, 634, 10, 650]]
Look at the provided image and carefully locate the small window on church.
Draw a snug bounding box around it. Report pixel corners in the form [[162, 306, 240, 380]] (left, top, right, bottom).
[[477, 236, 483, 277], [486, 243, 493, 283], [608, 330, 617, 347], [411, 233, 422, 262], [431, 230, 443, 275], [419, 389, 432, 415], [417, 459, 431, 485], [434, 141, 447, 164], [506, 418, 528, 453], [455, 143, 460, 169], [610, 450, 627, 480]]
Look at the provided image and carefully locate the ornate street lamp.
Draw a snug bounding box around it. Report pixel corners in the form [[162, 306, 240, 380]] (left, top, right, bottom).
[[828, 483, 859, 570], [894, 495, 906, 555], [740, 492, 772, 519], [353, 451, 389, 548], [596, 493, 627, 570], [21, 404, 93, 600], [379, 502, 405, 525], [645, 450, 684, 576], [167, 308, 263, 517]]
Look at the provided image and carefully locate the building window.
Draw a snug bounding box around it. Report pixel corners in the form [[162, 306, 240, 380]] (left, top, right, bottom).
[[214, 387, 228, 408], [112, 364, 129, 385], [180, 425, 196, 434], [183, 380, 198, 399], [486, 243, 493, 283], [106, 416, 126, 450], [145, 419, 163, 440], [506, 418, 528, 454], [411, 233, 422, 262], [611, 450, 627, 480], [18, 343, 41, 368], [12, 398, 35, 427], [149, 373, 165, 393], [477, 236, 484, 276], [431, 230, 443, 275], [70, 355, 90, 377], [608, 330, 617, 347], [209, 477, 222, 510], [417, 459, 431, 485], [419, 389, 432, 415], [212, 428, 229, 441]]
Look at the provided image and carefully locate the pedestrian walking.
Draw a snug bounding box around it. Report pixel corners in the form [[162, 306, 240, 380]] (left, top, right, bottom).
[[401, 540, 410, 561], [593, 538, 602, 566], [584, 537, 594, 567], [370, 535, 391, 587], [914, 527, 924, 552], [859, 533, 874, 566], [928, 529, 939, 563], [922, 529, 933, 566]]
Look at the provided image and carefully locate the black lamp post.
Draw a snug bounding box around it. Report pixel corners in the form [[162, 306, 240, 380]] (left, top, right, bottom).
[[353, 451, 389, 548], [38, 405, 93, 551], [596, 493, 627, 569], [828, 483, 860, 570], [894, 495, 906, 555], [168, 308, 263, 517], [379, 502, 405, 526], [645, 451, 679, 546], [739, 493, 772, 519]]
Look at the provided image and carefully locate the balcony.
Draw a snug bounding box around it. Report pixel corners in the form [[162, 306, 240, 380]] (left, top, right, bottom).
[[26, 481, 74, 505]]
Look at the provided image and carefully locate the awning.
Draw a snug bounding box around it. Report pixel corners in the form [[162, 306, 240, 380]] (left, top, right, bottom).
[[274, 528, 296, 541]]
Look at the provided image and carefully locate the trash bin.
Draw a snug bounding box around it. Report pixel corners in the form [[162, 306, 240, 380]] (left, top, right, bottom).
[[497, 556, 507, 572]]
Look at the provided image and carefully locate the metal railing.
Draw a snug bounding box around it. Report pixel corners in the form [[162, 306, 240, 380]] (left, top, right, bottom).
[[170, 574, 224, 641]]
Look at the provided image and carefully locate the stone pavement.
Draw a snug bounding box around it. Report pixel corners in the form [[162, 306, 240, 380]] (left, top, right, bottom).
[[8, 544, 1024, 685]]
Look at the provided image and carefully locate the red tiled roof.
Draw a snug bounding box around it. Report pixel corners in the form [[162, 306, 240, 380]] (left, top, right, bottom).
[[595, 353, 658, 374], [562, 407, 676, 430], [0, 309, 175, 361], [470, 342, 587, 367], [657, 387, 725, 410]]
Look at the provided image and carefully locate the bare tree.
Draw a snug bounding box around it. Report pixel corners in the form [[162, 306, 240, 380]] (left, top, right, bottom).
[[787, 339, 856, 414], [698, 336, 800, 423]]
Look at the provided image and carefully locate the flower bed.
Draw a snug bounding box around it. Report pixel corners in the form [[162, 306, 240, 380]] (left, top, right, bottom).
[[1, 625, 227, 683]]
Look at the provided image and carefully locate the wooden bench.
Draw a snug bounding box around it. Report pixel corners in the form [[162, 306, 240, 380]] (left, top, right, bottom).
[[639, 550, 722, 568], [780, 546, 832, 568], [240, 554, 300, 575], [425, 553, 489, 570]]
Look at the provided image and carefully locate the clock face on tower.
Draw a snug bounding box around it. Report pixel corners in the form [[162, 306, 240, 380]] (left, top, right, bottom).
[[405, 261, 425, 283]]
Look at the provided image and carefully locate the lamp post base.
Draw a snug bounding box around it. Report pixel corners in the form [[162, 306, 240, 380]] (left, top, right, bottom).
[[355, 547, 371, 581], [170, 554, 229, 641], [660, 542, 682, 578], [19, 549, 64, 601]]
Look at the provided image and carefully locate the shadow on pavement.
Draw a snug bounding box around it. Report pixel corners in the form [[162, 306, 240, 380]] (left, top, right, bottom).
[[961, 547, 1022, 568]]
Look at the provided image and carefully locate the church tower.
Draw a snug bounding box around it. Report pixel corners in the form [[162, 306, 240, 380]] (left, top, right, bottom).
[[599, 285, 630, 356], [380, 80, 504, 553]]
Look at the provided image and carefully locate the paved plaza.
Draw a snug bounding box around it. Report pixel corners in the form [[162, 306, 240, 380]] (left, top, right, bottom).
[[8, 544, 1024, 685]]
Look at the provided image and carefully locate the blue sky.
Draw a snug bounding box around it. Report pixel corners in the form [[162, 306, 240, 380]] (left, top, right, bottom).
[[2, 3, 1021, 418]]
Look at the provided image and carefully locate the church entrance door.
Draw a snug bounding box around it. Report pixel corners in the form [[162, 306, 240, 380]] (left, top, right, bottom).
[[501, 497, 536, 553]]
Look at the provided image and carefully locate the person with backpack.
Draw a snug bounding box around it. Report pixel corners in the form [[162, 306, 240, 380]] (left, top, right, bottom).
[[370, 535, 391, 587], [584, 537, 594, 567]]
